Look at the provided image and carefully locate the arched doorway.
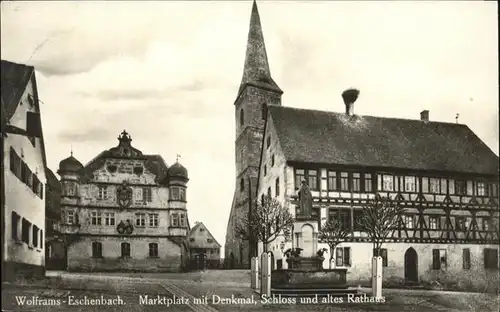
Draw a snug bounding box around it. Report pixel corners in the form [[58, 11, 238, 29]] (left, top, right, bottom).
[[300, 224, 314, 257], [404, 247, 418, 283]]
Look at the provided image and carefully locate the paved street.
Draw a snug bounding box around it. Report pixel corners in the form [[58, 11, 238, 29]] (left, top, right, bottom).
[[2, 270, 498, 312]]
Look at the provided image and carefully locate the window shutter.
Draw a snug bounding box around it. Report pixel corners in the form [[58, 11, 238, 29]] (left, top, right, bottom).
[[336, 248, 343, 266], [344, 247, 351, 266], [463, 249, 470, 269], [26, 112, 42, 137], [432, 249, 440, 269]]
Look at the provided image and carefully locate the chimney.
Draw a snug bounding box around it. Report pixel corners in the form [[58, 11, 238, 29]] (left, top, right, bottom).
[[342, 88, 360, 116], [420, 110, 429, 122]]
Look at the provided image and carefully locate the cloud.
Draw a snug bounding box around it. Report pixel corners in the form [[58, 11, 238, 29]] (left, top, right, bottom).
[[57, 126, 115, 144], [76, 80, 207, 101]]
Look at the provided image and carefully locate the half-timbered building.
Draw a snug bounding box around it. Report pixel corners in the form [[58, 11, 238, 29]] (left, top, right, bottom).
[[56, 131, 191, 272], [257, 102, 499, 290]]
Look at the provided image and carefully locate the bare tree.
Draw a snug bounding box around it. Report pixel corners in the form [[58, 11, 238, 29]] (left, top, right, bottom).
[[357, 196, 405, 257], [319, 216, 351, 269], [235, 194, 294, 253]]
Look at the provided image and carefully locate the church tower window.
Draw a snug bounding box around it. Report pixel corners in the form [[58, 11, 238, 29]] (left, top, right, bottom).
[[240, 109, 244, 126], [240, 178, 245, 192]]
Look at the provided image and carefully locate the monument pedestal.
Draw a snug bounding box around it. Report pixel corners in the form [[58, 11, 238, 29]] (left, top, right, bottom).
[[293, 217, 319, 258]]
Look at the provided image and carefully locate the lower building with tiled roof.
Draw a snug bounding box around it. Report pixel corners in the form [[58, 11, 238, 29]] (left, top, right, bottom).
[[55, 130, 191, 272]]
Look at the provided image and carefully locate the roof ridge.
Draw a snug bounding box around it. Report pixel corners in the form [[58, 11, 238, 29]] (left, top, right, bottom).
[[269, 105, 467, 126]]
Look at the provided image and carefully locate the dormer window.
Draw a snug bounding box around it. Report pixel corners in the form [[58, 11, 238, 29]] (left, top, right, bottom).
[[133, 166, 143, 175]]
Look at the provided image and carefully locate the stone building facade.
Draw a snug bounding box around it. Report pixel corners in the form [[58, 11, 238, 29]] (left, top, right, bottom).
[[1, 60, 47, 281], [56, 131, 190, 272]]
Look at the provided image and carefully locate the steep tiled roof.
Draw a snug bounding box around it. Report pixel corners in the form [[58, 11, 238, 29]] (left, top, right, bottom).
[[1, 60, 34, 123], [189, 222, 221, 248], [268, 105, 499, 175]]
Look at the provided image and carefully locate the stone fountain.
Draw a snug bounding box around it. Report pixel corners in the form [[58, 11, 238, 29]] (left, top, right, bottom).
[[270, 180, 358, 297]]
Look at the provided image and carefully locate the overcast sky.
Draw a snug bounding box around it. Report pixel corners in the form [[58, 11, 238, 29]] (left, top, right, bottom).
[[2, 1, 498, 256]]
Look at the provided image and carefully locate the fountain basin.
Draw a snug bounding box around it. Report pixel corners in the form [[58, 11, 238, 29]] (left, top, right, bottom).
[[271, 269, 348, 289]]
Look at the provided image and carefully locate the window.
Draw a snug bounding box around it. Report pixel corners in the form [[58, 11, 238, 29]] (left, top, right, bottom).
[[267, 187, 271, 197], [422, 178, 429, 193], [373, 248, 388, 267], [405, 176, 416, 192], [149, 214, 159, 227], [40, 230, 43, 249], [67, 211, 75, 224], [180, 213, 186, 227], [338, 210, 350, 230], [263, 165, 267, 176], [335, 247, 351, 267], [353, 210, 364, 231], [240, 178, 244, 192], [432, 249, 447, 270], [121, 242, 131, 258], [403, 215, 414, 229], [476, 182, 486, 197], [142, 188, 152, 202], [352, 173, 361, 192], [11, 212, 20, 240], [266, 136, 271, 148], [92, 242, 102, 258], [98, 186, 108, 200], [179, 188, 186, 201], [340, 172, 349, 191], [91, 212, 102, 225], [32, 225, 39, 248], [10, 148, 20, 177], [170, 187, 181, 200], [482, 218, 490, 231], [327, 171, 337, 191], [275, 178, 280, 196], [429, 178, 440, 194], [484, 248, 498, 269], [455, 216, 466, 231], [490, 184, 498, 197], [364, 174, 373, 192], [429, 216, 440, 230], [171, 213, 179, 227], [21, 163, 28, 184], [149, 243, 158, 257], [440, 179, 447, 194], [240, 109, 244, 126], [135, 213, 146, 227], [261, 103, 267, 120], [382, 174, 394, 191], [455, 180, 466, 195], [463, 248, 471, 270], [104, 213, 115, 226], [133, 166, 144, 175], [295, 169, 305, 189], [308, 170, 318, 190], [22, 218, 30, 244], [271, 154, 275, 167]]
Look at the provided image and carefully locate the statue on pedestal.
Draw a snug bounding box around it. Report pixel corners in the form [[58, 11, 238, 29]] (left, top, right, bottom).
[[298, 180, 313, 219]]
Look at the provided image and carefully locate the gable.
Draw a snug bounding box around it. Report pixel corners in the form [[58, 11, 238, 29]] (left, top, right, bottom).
[[269, 106, 499, 175], [189, 223, 221, 248]]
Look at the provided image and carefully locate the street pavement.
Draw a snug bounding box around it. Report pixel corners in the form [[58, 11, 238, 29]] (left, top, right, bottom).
[[2, 270, 498, 312]]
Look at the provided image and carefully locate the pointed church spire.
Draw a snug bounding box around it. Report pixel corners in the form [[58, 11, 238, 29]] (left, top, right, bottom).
[[237, 0, 281, 97]]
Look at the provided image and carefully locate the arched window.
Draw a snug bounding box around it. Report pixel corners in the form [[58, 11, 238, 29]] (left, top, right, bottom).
[[240, 178, 245, 192], [121, 242, 130, 258], [92, 242, 102, 258], [261, 103, 267, 120], [149, 243, 158, 258], [240, 108, 244, 126]]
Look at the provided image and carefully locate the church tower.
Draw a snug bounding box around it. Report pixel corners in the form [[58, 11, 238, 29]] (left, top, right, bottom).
[[225, 0, 282, 268]]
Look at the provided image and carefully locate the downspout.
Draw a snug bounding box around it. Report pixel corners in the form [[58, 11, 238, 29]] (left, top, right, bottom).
[[1, 123, 5, 281]]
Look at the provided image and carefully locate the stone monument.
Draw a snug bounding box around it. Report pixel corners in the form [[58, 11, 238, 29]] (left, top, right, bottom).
[[294, 180, 318, 259]]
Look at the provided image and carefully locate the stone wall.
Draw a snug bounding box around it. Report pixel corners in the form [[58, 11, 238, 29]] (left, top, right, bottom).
[[67, 236, 183, 272]]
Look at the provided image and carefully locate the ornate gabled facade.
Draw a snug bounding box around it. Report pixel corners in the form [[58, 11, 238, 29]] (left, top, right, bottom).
[[56, 131, 191, 272], [257, 102, 499, 291], [1, 60, 48, 281], [225, 0, 283, 269]]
